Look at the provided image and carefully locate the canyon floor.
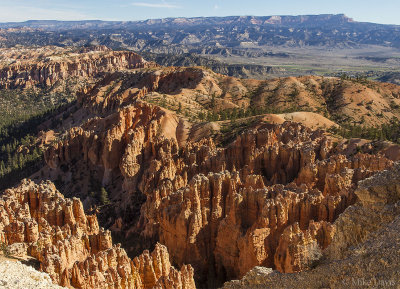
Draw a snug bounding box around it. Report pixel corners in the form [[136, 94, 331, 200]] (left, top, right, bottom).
[[0, 46, 400, 288]]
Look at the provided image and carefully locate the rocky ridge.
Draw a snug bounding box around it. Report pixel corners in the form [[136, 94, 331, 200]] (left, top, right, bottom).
[[2, 47, 400, 126], [78, 65, 400, 126], [1, 15, 400, 50], [138, 122, 392, 284], [0, 180, 195, 289], [0, 46, 156, 89], [140, 52, 285, 79]]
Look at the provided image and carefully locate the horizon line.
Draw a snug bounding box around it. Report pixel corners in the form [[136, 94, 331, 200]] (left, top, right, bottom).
[[0, 13, 398, 26]]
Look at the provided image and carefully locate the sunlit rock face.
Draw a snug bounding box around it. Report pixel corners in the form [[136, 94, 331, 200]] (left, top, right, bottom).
[[0, 180, 195, 289]]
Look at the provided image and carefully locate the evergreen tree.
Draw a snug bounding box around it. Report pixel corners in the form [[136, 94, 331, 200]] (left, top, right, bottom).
[[99, 187, 110, 205], [0, 160, 5, 176]]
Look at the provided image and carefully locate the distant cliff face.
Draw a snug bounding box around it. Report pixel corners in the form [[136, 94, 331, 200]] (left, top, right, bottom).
[[0, 47, 156, 89], [0, 14, 355, 29], [0, 14, 399, 51]]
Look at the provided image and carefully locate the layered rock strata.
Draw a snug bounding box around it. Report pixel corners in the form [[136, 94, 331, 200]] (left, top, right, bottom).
[[0, 49, 156, 89], [0, 180, 195, 289]]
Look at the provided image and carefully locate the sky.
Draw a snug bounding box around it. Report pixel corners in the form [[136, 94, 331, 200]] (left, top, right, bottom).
[[0, 0, 399, 25]]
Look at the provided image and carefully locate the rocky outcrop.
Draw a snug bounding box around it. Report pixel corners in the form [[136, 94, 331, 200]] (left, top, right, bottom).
[[76, 66, 224, 115], [43, 108, 393, 285], [222, 162, 400, 289], [135, 122, 391, 280], [153, 172, 338, 281], [0, 180, 195, 289], [65, 243, 195, 289], [325, 161, 400, 260], [44, 101, 185, 189], [0, 48, 156, 89], [273, 221, 333, 273]]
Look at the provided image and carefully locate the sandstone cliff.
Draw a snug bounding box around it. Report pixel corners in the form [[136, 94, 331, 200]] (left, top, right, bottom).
[[0, 47, 156, 89], [0, 180, 195, 289]]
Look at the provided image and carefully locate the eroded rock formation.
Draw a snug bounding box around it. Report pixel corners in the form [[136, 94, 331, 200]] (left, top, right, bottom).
[[222, 162, 400, 289], [0, 47, 156, 89], [1, 47, 400, 289], [43, 100, 393, 285], [0, 180, 195, 289]]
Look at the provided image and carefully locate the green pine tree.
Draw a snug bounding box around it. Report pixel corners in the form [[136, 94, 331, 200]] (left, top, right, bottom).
[[99, 187, 110, 205]]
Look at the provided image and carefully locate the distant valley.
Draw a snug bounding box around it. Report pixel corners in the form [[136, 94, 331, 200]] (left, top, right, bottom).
[[1, 14, 400, 79]]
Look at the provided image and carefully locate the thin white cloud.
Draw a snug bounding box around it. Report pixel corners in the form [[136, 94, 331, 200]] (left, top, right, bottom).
[[0, 6, 92, 22], [130, 2, 181, 9]]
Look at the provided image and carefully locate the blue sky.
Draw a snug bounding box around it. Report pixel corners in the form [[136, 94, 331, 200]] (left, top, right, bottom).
[[0, 0, 399, 25]]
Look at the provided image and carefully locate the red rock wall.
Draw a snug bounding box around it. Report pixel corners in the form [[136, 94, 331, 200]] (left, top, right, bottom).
[[0, 51, 155, 89]]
